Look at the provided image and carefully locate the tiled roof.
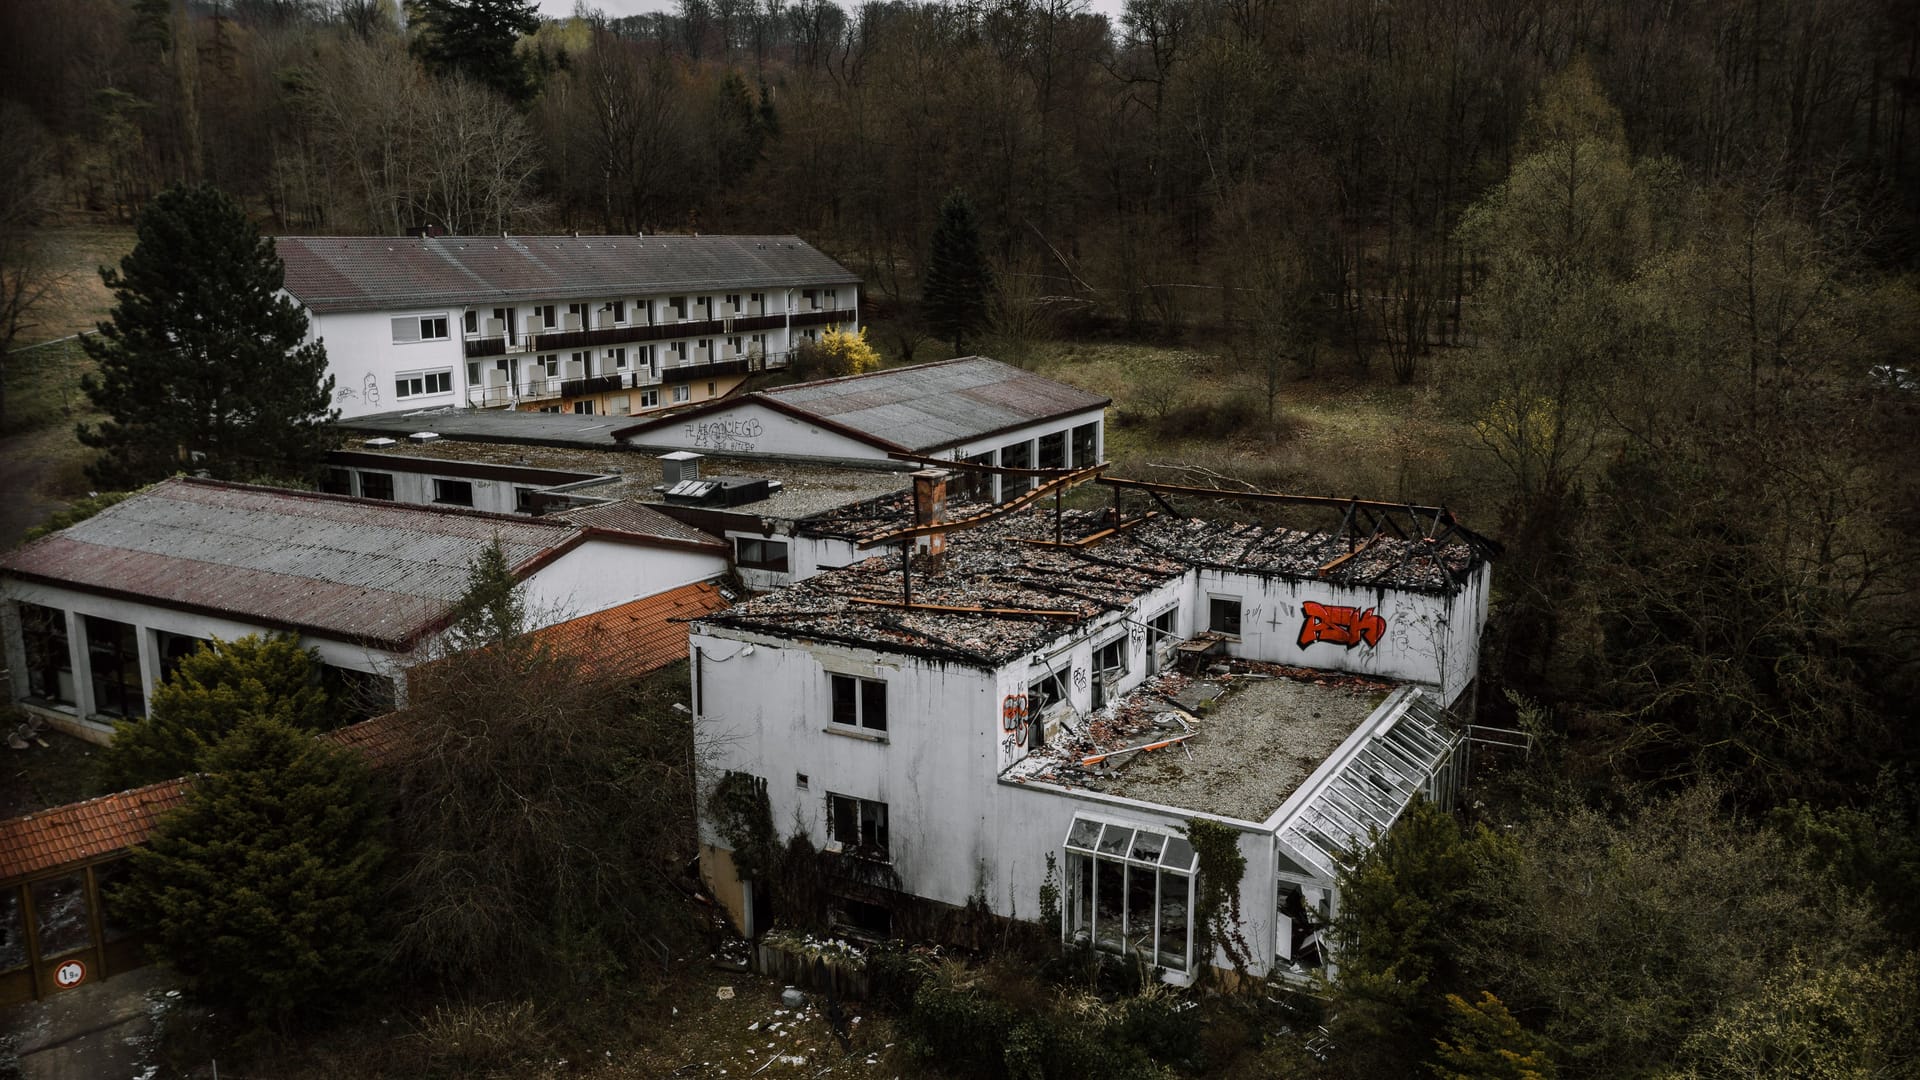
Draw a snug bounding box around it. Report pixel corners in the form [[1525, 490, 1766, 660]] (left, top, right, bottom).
[[759, 357, 1110, 453], [553, 502, 725, 549], [322, 711, 421, 768], [0, 478, 582, 650], [278, 234, 860, 315], [0, 780, 189, 882], [613, 357, 1111, 453], [529, 580, 733, 682]]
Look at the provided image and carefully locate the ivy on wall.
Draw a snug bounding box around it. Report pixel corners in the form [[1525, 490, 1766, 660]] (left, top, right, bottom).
[[1186, 817, 1253, 980], [708, 770, 777, 881]]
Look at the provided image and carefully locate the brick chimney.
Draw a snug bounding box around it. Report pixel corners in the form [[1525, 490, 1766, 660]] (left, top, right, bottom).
[[912, 469, 950, 567]]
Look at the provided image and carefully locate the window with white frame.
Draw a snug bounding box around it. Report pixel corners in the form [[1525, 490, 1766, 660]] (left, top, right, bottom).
[[609, 347, 627, 369], [537, 304, 556, 329], [671, 384, 690, 403], [572, 400, 594, 414], [391, 315, 449, 343], [735, 536, 790, 572], [640, 388, 660, 408], [1209, 596, 1243, 637], [395, 369, 453, 398], [670, 296, 688, 320], [609, 299, 626, 324], [1092, 634, 1130, 708], [725, 292, 741, 312], [825, 288, 838, 308], [750, 292, 764, 312], [727, 335, 744, 355], [827, 793, 889, 859], [1063, 817, 1197, 971], [463, 310, 478, 335], [830, 673, 886, 732], [538, 353, 559, 377], [670, 341, 689, 362]]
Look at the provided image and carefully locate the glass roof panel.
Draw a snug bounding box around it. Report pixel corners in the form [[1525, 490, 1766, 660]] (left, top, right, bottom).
[[1129, 831, 1166, 862], [1097, 824, 1135, 856], [1160, 834, 1196, 873], [1065, 817, 1102, 851]]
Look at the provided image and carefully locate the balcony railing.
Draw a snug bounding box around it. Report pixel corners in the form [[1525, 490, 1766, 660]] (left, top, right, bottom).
[[461, 309, 857, 359], [561, 372, 624, 398]]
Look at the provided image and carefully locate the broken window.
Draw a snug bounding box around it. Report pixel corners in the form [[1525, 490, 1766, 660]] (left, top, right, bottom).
[[432, 478, 474, 506], [830, 674, 887, 732], [1209, 596, 1242, 637], [736, 537, 791, 573], [1062, 817, 1196, 972], [85, 615, 144, 718], [828, 793, 889, 859], [1000, 440, 1034, 500], [955, 451, 997, 502], [1092, 635, 1129, 709], [1037, 431, 1066, 470], [1071, 421, 1099, 466], [156, 630, 207, 686], [19, 602, 74, 706], [1028, 667, 1069, 713], [30, 874, 90, 958]]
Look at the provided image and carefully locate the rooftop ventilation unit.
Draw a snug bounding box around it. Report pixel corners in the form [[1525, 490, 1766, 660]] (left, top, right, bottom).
[[659, 450, 703, 485], [363, 437, 398, 448], [408, 432, 440, 443], [662, 475, 777, 508]]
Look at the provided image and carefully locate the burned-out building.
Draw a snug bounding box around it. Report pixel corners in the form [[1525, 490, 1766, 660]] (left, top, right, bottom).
[[690, 472, 1497, 982]]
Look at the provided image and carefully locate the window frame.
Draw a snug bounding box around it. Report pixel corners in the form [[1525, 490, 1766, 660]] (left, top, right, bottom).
[[734, 536, 791, 572], [1208, 595, 1243, 638], [432, 478, 474, 506], [671, 384, 690, 403], [829, 673, 887, 732], [827, 793, 890, 860], [394, 369, 453, 399]]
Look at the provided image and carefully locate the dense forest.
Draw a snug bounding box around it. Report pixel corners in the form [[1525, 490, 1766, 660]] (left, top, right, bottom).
[[4, 0, 1920, 1075]]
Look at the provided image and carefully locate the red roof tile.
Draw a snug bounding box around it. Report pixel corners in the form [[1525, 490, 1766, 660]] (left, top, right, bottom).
[[0, 779, 189, 882], [529, 580, 733, 682]]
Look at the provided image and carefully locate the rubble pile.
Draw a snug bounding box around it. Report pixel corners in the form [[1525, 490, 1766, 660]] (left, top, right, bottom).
[[1124, 516, 1480, 592]]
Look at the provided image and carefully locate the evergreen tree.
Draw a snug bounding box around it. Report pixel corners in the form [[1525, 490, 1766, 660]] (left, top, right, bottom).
[[114, 716, 388, 1027], [98, 635, 336, 790], [79, 184, 335, 489], [923, 189, 995, 356], [1430, 991, 1558, 1080], [444, 537, 527, 652], [411, 0, 543, 103]]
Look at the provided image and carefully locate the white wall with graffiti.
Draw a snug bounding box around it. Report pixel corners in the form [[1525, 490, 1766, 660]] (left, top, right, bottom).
[[633, 400, 888, 459], [1194, 564, 1491, 701], [301, 307, 467, 420]]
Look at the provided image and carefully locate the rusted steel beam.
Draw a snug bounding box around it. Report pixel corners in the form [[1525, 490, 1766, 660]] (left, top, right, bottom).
[[884, 450, 1082, 477], [856, 465, 1107, 547], [848, 598, 1081, 619]]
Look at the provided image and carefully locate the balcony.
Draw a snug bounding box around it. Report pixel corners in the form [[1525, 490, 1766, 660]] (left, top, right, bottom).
[[560, 372, 624, 398]]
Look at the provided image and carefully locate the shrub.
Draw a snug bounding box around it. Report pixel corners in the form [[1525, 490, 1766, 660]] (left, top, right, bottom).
[[114, 716, 388, 1028]]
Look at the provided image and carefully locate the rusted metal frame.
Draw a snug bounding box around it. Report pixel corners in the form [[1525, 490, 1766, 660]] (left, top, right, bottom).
[[848, 598, 1080, 620], [1019, 511, 1156, 549], [856, 465, 1107, 548], [1100, 477, 1460, 519], [1317, 530, 1381, 578], [884, 450, 1083, 478], [1336, 498, 1359, 548]]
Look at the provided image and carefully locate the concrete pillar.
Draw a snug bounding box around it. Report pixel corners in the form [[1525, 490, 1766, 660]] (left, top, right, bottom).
[[64, 610, 94, 720], [136, 627, 161, 716]]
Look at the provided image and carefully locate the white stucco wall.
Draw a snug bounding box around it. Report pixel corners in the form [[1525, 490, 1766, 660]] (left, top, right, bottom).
[[624, 400, 890, 458], [310, 308, 466, 419], [520, 539, 726, 626], [1194, 568, 1484, 701]]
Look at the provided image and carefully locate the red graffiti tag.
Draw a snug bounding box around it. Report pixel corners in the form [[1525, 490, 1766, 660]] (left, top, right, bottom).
[[1298, 602, 1386, 650]]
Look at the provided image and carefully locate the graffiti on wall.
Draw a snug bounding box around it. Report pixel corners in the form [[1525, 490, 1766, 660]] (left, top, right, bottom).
[[686, 417, 763, 452], [1298, 601, 1387, 651], [1001, 694, 1030, 761]]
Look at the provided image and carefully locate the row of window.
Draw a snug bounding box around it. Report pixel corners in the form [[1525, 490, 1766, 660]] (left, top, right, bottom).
[[395, 369, 453, 399], [390, 291, 843, 346], [953, 421, 1104, 503]]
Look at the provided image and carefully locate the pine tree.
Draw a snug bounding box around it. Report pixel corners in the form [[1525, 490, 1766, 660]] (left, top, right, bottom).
[[114, 716, 388, 1027], [411, 0, 543, 103], [1430, 991, 1558, 1080], [923, 189, 995, 356], [79, 184, 335, 489], [444, 538, 527, 652], [98, 635, 336, 790]]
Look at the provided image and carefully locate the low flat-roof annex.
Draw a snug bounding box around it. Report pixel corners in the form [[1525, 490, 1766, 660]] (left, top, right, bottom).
[[0, 478, 716, 651], [610, 356, 1110, 454]]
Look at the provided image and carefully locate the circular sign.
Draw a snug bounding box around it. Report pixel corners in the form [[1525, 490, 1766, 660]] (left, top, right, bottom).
[[54, 959, 87, 989]]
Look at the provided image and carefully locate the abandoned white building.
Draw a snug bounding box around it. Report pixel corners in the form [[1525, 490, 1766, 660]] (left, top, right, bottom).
[[0, 477, 729, 742], [276, 234, 860, 421], [612, 356, 1108, 503], [691, 471, 1497, 983]]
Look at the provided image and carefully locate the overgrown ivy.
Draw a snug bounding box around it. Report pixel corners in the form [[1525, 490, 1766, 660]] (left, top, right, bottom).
[[708, 770, 777, 882], [1038, 852, 1062, 931], [1186, 817, 1252, 981]]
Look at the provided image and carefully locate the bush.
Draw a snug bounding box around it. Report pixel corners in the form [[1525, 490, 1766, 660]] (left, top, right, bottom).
[[114, 716, 388, 1028], [97, 634, 336, 789], [409, 1000, 545, 1074], [791, 326, 881, 380]]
